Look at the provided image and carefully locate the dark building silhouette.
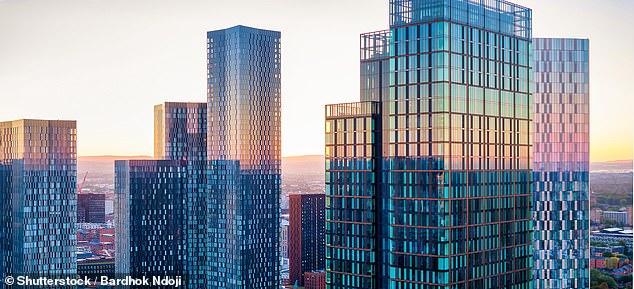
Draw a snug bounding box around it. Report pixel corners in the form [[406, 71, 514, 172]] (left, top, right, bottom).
[[289, 193, 325, 286], [77, 193, 106, 223]]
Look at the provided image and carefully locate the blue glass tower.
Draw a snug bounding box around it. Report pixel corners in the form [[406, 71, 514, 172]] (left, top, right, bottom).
[[206, 26, 282, 289], [115, 102, 207, 289], [326, 0, 533, 288], [0, 120, 77, 286], [115, 160, 187, 282], [532, 38, 590, 289], [155, 102, 208, 288]]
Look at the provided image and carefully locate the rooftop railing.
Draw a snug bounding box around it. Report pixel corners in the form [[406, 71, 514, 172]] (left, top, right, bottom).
[[390, 0, 532, 39]]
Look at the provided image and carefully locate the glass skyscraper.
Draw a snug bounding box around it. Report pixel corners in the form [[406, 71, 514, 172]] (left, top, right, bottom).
[[115, 160, 188, 284], [115, 102, 207, 289], [155, 102, 208, 289], [206, 26, 282, 289], [0, 119, 77, 287], [326, 0, 533, 288], [532, 38, 590, 289]]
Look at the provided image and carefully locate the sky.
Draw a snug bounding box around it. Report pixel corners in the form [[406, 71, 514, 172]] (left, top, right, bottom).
[[0, 0, 632, 162]]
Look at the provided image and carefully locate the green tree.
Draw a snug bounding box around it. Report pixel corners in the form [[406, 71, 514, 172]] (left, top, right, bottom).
[[603, 251, 614, 258], [591, 269, 618, 289]]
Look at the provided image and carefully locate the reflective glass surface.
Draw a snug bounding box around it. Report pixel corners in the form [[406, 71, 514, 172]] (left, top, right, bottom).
[[207, 26, 282, 289], [0, 120, 77, 284], [532, 38, 590, 289], [327, 1, 533, 288]]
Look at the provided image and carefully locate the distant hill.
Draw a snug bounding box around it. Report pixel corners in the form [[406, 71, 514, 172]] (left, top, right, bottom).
[[78, 155, 325, 188], [591, 160, 632, 173], [282, 155, 324, 176]]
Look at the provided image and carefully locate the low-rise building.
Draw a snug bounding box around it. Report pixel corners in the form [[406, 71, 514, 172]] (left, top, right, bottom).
[[591, 246, 626, 256], [590, 257, 607, 269], [304, 270, 326, 289], [591, 228, 633, 253], [78, 256, 115, 278]]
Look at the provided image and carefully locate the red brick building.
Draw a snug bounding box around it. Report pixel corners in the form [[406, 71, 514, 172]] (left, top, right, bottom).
[[304, 271, 326, 289], [590, 257, 607, 269]]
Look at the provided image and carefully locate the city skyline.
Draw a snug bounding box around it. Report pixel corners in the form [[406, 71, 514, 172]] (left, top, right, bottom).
[[0, 0, 632, 162]]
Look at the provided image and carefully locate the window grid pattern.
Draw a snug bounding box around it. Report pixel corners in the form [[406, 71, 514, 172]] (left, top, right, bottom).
[[155, 102, 208, 289], [207, 26, 281, 289], [114, 160, 187, 288], [532, 38, 590, 289], [0, 120, 77, 287], [289, 194, 326, 286], [326, 1, 532, 288], [325, 103, 381, 289]]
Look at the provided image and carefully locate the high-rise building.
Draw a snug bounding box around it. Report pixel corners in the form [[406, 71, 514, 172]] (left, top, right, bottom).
[[155, 102, 208, 289], [206, 25, 282, 289], [0, 119, 77, 284], [289, 194, 326, 286], [115, 160, 187, 282], [77, 193, 106, 223], [115, 102, 207, 289], [325, 1, 533, 288], [532, 38, 589, 289]]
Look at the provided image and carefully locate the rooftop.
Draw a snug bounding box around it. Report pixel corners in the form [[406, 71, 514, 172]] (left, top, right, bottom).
[[389, 0, 531, 39]]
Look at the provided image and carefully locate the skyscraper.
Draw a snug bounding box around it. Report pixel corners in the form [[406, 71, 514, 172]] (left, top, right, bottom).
[[206, 25, 282, 289], [155, 102, 208, 289], [115, 102, 207, 289], [115, 160, 187, 282], [532, 38, 590, 289], [289, 193, 326, 286], [77, 193, 106, 223], [0, 119, 77, 285], [326, 0, 533, 288]]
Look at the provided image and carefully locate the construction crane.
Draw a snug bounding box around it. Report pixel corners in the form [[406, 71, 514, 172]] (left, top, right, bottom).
[[78, 172, 88, 194]]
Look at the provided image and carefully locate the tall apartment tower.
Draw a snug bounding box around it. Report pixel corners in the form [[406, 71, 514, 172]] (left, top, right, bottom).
[[115, 160, 187, 282], [116, 102, 207, 289], [155, 102, 208, 289], [206, 26, 282, 289], [532, 38, 590, 289], [289, 194, 326, 286], [325, 1, 533, 288], [0, 120, 77, 286]]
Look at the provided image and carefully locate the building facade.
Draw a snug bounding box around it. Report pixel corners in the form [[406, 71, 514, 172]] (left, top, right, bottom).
[[326, 0, 533, 288], [281, 219, 289, 259], [0, 119, 77, 286], [304, 271, 326, 289], [289, 194, 326, 285], [206, 25, 282, 289], [602, 211, 629, 226], [532, 38, 590, 289], [114, 160, 187, 285], [155, 102, 208, 289], [78, 193, 106, 224], [77, 256, 115, 279], [591, 228, 633, 255]]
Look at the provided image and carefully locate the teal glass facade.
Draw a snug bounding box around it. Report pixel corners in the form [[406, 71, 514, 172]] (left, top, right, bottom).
[[532, 38, 590, 289], [206, 26, 282, 289], [0, 120, 77, 287], [326, 1, 533, 288]]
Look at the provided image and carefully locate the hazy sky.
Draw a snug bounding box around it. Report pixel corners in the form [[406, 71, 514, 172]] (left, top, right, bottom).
[[0, 0, 632, 161]]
